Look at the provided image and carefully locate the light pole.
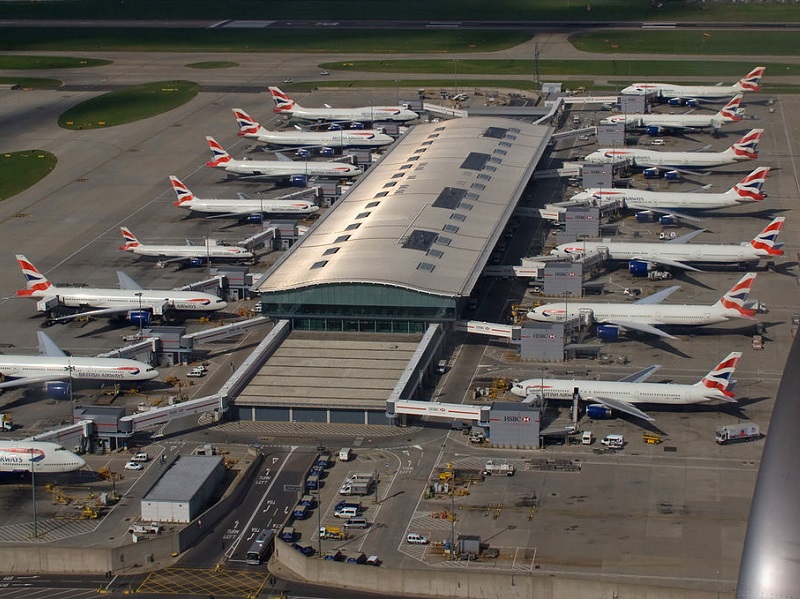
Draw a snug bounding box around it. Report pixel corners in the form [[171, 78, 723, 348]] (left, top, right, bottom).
[[453, 60, 459, 95], [30, 448, 37, 539], [66, 360, 74, 418], [135, 292, 143, 338], [315, 489, 322, 558]]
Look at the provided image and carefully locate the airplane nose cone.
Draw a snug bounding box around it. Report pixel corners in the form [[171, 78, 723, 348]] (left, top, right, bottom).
[[146, 368, 160, 380], [216, 300, 228, 310], [75, 456, 87, 469]]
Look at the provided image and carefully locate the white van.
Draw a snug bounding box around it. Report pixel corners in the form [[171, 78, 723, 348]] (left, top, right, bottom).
[[601, 434, 625, 449], [338, 447, 352, 462], [334, 506, 359, 519], [406, 533, 429, 545], [581, 431, 593, 445]]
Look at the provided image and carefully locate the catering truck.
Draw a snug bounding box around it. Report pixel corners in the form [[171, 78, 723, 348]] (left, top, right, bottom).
[[482, 461, 515, 476], [715, 423, 761, 444]]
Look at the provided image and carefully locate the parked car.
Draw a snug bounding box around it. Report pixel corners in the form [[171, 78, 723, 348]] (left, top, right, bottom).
[[187, 366, 206, 378], [406, 533, 428, 544], [320, 70, 329, 76], [284, 78, 294, 83], [124, 461, 143, 471], [131, 452, 150, 462]]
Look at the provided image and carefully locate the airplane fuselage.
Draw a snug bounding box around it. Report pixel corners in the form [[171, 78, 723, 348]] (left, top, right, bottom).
[[602, 113, 723, 130], [511, 378, 719, 405], [28, 288, 227, 315], [287, 106, 417, 123], [216, 158, 362, 178], [529, 302, 732, 328], [247, 129, 394, 148], [178, 199, 319, 216], [571, 189, 742, 211], [553, 241, 764, 266], [125, 244, 252, 261], [0, 355, 159, 383], [0, 441, 86, 474], [620, 83, 739, 101], [584, 148, 741, 169]]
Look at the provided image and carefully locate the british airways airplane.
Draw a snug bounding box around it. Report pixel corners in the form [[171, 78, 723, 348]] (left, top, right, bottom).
[[232, 108, 395, 149], [15, 254, 227, 325], [511, 352, 742, 422], [527, 273, 758, 341], [620, 67, 764, 105], [119, 227, 253, 266], [268, 86, 418, 122], [550, 217, 784, 275], [0, 331, 158, 397], [0, 440, 85, 474]]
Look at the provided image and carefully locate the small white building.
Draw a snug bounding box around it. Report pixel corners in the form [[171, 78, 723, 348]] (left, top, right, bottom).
[[140, 455, 225, 523]]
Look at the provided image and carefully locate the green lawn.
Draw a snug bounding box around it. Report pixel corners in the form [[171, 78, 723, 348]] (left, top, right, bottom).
[[572, 30, 800, 56], [0, 28, 528, 53], [0, 150, 57, 201], [0, 77, 62, 89], [0, 56, 110, 69], [58, 81, 199, 129]]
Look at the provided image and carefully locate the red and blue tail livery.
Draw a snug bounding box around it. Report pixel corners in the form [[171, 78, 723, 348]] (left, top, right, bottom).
[[732, 129, 763, 159], [733, 167, 769, 202], [169, 175, 195, 206], [205, 136, 232, 167], [699, 352, 742, 398], [737, 66, 765, 92], [717, 273, 758, 318], [749, 217, 785, 256], [16, 254, 52, 296]]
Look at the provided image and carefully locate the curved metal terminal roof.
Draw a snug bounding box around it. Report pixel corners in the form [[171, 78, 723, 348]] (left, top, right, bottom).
[[256, 117, 552, 298]]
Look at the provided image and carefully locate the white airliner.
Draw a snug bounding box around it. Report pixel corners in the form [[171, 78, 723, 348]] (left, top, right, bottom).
[[511, 352, 742, 421], [169, 176, 320, 218], [232, 109, 395, 149], [544, 166, 769, 223], [268, 86, 418, 122], [16, 254, 227, 325], [599, 94, 743, 134], [582, 128, 763, 175], [0, 440, 85, 474], [527, 272, 758, 340], [119, 227, 253, 266], [0, 331, 158, 396], [550, 216, 784, 274], [620, 67, 765, 104], [205, 135, 363, 182]]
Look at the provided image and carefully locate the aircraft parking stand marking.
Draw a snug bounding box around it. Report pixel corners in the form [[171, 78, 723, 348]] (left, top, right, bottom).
[[137, 567, 267, 597], [0, 519, 98, 543]]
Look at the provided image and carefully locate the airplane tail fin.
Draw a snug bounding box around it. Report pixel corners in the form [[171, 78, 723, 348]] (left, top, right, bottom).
[[268, 86, 296, 114], [727, 128, 763, 160], [712, 273, 758, 318], [734, 66, 765, 92], [717, 94, 743, 122], [205, 136, 232, 167], [119, 227, 140, 250], [169, 175, 195, 206], [15, 254, 53, 297], [748, 216, 785, 256], [728, 166, 769, 202], [695, 352, 742, 398], [231, 108, 261, 138]]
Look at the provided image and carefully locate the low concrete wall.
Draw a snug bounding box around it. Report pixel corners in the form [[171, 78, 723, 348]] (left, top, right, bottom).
[[0, 546, 111, 574], [271, 539, 730, 599]]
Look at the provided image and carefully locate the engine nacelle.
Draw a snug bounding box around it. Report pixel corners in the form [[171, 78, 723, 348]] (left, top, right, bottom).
[[289, 174, 309, 187], [188, 257, 204, 268], [46, 381, 71, 400], [319, 147, 335, 157], [686, 98, 699, 107], [586, 404, 613, 419], [128, 310, 151, 328], [295, 148, 311, 158], [664, 170, 680, 181], [643, 167, 660, 179], [667, 98, 682, 106], [245, 213, 263, 224], [628, 260, 652, 277], [658, 215, 678, 226], [645, 125, 663, 136], [635, 211, 656, 223], [597, 325, 621, 341], [350, 122, 365, 130]]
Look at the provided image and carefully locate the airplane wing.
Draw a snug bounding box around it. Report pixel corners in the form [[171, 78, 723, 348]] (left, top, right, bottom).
[[237, 192, 253, 200], [157, 256, 190, 265], [185, 240, 195, 246], [207, 210, 258, 219], [666, 229, 706, 244], [635, 285, 681, 305], [117, 272, 143, 291], [47, 305, 146, 323], [272, 152, 292, 162], [618, 364, 661, 384], [630, 255, 703, 272], [37, 331, 66, 357], [584, 394, 655, 422], [0, 374, 69, 390], [601, 318, 678, 340], [639, 207, 704, 223]]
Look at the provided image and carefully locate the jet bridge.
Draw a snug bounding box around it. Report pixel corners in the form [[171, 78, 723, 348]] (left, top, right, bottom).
[[180, 315, 271, 348], [455, 320, 521, 341], [387, 399, 490, 426]]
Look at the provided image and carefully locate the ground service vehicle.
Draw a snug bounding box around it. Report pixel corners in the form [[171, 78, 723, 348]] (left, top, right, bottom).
[[482, 461, 515, 476], [339, 481, 371, 496], [407, 533, 429, 544], [581, 431, 594, 445], [601, 434, 625, 449], [716, 423, 761, 444], [334, 506, 359, 518], [280, 526, 295, 542], [131, 452, 150, 462], [246, 529, 274, 565], [317, 452, 332, 468], [124, 461, 143, 471], [338, 447, 352, 462], [344, 517, 369, 529], [319, 526, 347, 540], [292, 504, 310, 520]]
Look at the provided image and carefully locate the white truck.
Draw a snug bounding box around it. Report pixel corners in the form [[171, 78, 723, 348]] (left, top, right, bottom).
[[715, 423, 761, 444], [482, 460, 515, 476]]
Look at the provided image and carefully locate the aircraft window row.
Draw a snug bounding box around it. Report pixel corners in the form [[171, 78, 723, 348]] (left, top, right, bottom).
[[311, 260, 328, 270], [443, 224, 459, 234], [323, 247, 339, 256], [427, 248, 444, 259], [366, 201, 380, 209], [334, 234, 351, 243], [356, 211, 371, 219], [450, 213, 466, 222], [435, 235, 452, 246], [417, 261, 436, 272]]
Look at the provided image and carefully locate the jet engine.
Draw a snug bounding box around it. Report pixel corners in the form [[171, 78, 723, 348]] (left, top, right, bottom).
[[128, 310, 151, 328], [188, 258, 204, 268], [46, 381, 71, 400], [645, 125, 664, 136], [628, 260, 653, 277], [643, 168, 660, 179], [319, 147, 335, 157], [586, 404, 613, 419], [658, 215, 678, 226], [289, 174, 309, 187], [597, 325, 622, 341]]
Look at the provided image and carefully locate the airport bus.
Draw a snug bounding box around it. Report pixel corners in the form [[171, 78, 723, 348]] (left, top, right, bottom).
[[245, 529, 274, 565]]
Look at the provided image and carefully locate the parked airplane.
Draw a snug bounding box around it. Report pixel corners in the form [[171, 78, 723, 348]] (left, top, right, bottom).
[[599, 94, 743, 135], [16, 255, 227, 326], [582, 128, 763, 176], [170, 176, 319, 219], [545, 167, 769, 224], [268, 86, 418, 122], [620, 67, 765, 105], [119, 227, 253, 267], [527, 273, 758, 340], [550, 216, 784, 275], [511, 351, 742, 421], [0, 440, 85, 474], [205, 135, 363, 183], [233, 109, 395, 149]]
